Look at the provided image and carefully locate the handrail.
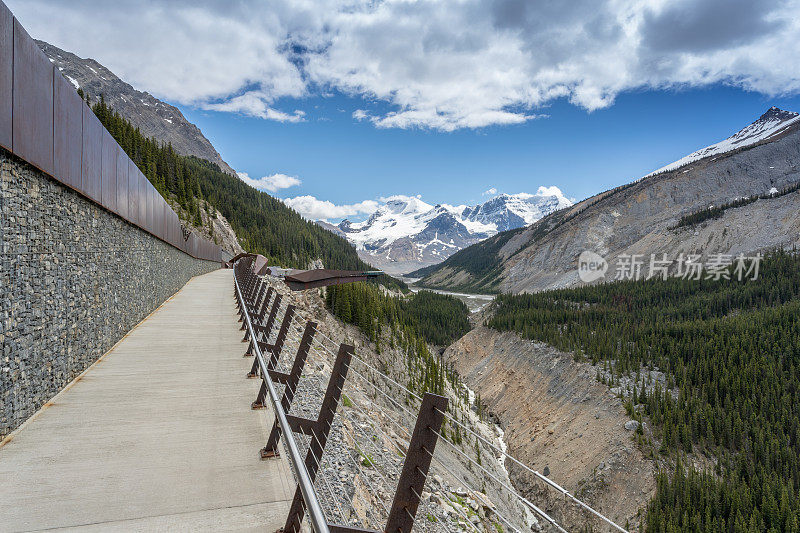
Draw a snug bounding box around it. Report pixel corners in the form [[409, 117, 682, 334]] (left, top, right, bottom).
[[233, 261, 330, 533]]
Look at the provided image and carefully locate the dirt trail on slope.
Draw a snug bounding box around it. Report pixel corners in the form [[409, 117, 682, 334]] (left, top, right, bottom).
[[445, 327, 656, 531]]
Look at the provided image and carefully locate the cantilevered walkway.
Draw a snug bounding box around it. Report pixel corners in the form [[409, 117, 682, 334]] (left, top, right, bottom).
[[0, 269, 293, 532]]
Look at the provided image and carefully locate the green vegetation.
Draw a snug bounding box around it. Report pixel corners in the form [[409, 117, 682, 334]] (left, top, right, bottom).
[[326, 284, 470, 347], [325, 283, 470, 396], [488, 250, 800, 532], [675, 182, 800, 228], [89, 95, 405, 287]]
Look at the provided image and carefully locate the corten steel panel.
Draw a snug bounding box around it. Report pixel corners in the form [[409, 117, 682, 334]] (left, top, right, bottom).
[[174, 215, 183, 249], [12, 19, 54, 175], [172, 217, 179, 249], [166, 210, 175, 246], [116, 147, 128, 219], [100, 130, 117, 212], [171, 214, 180, 248], [127, 160, 139, 225], [53, 71, 83, 190], [161, 198, 170, 242], [182, 226, 190, 254], [153, 194, 167, 241], [153, 196, 162, 239], [146, 182, 155, 234], [81, 106, 102, 201], [0, 2, 12, 151], [137, 171, 147, 229]]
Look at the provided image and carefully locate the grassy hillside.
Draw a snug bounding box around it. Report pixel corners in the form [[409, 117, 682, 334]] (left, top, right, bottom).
[[488, 250, 800, 531]]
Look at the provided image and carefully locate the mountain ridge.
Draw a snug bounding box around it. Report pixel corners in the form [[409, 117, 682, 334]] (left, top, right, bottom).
[[416, 107, 800, 293], [37, 40, 236, 176], [324, 190, 572, 275]]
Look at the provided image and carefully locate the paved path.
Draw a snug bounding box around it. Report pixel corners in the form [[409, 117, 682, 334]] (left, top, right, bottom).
[[0, 269, 294, 532]]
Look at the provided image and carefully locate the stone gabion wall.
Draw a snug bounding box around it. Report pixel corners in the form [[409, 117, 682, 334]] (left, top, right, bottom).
[[0, 149, 220, 436]]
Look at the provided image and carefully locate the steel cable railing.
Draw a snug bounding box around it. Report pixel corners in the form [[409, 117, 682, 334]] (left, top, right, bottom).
[[283, 296, 628, 532], [236, 260, 631, 533], [234, 262, 330, 533], [278, 309, 540, 533]]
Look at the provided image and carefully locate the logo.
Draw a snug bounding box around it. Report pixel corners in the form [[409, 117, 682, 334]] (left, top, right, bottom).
[[578, 251, 607, 283]]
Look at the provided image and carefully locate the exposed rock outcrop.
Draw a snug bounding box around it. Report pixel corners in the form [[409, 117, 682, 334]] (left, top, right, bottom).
[[445, 327, 656, 531]]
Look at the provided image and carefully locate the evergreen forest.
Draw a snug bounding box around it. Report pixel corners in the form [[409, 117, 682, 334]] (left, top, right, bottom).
[[488, 250, 800, 532]]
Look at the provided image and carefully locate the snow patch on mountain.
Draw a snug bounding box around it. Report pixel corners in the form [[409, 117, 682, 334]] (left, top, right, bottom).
[[646, 107, 800, 177], [325, 188, 572, 274]]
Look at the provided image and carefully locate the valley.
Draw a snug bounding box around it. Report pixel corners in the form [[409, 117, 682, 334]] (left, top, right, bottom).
[[403, 278, 495, 313], [37, 32, 800, 532]]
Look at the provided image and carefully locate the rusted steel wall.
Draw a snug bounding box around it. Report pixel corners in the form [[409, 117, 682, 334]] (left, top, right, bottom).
[[0, 1, 221, 263], [53, 72, 83, 191], [0, 2, 11, 151], [100, 130, 117, 212], [12, 19, 53, 177], [116, 147, 128, 219]]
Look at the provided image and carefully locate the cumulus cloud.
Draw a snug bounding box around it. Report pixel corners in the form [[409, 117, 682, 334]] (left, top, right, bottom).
[[536, 185, 566, 198], [283, 195, 380, 221], [11, 0, 800, 130], [206, 92, 306, 122], [238, 172, 301, 192], [483, 187, 498, 196]]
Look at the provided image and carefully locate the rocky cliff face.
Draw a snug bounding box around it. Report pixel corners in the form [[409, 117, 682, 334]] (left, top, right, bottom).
[[38, 40, 236, 176], [445, 327, 656, 531], [420, 108, 800, 293]]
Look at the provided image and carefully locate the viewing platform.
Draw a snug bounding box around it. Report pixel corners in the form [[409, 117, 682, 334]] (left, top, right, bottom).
[[0, 269, 293, 532]]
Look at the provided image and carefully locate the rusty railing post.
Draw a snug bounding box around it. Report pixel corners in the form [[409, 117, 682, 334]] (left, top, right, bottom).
[[384, 393, 448, 533], [258, 320, 317, 454], [250, 304, 297, 408], [247, 295, 284, 377], [281, 343, 354, 533], [244, 287, 276, 357]]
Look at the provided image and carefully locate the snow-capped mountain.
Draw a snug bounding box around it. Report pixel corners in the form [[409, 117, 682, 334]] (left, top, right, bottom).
[[324, 189, 572, 275], [646, 107, 800, 177]]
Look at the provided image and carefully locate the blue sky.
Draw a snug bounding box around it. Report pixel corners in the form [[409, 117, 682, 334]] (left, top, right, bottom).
[[9, 0, 800, 221], [181, 86, 800, 218]]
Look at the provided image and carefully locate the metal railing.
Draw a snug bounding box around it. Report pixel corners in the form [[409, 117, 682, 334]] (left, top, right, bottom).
[[233, 257, 449, 533], [234, 257, 631, 533], [234, 260, 330, 533]]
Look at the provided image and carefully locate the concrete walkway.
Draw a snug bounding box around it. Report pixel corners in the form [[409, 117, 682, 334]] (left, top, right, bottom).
[[0, 269, 294, 532]]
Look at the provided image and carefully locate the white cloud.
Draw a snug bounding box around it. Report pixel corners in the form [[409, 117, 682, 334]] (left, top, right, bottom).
[[283, 195, 380, 221], [206, 92, 306, 122], [536, 185, 565, 198], [238, 172, 301, 192], [483, 187, 498, 196], [11, 0, 800, 130]]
